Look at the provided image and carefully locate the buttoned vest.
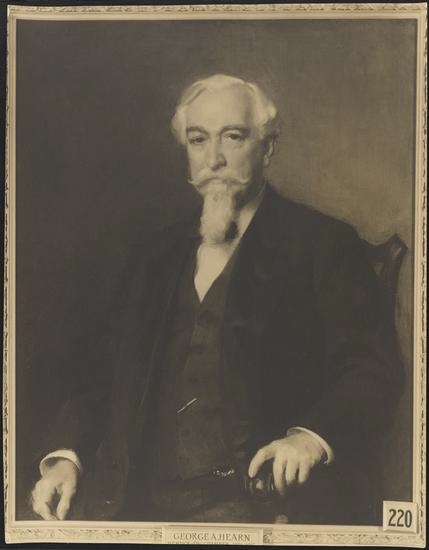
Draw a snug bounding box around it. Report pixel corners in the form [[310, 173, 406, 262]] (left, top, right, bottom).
[[156, 244, 238, 480]]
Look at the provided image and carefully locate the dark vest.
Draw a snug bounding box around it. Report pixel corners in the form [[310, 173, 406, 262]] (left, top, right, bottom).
[[156, 244, 238, 480]]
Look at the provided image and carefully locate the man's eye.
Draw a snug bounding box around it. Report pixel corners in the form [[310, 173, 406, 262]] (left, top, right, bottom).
[[188, 136, 206, 145], [225, 133, 244, 142]]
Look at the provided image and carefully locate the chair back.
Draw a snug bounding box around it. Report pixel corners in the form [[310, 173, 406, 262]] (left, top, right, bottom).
[[364, 234, 408, 318]]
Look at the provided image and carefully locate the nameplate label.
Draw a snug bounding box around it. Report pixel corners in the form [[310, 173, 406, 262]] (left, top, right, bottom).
[[163, 525, 263, 545]]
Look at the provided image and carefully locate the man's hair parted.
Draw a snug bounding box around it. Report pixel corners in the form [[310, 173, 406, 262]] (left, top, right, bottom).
[[171, 74, 280, 145]]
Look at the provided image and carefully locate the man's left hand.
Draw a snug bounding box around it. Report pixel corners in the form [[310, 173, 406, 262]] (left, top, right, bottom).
[[248, 432, 326, 496]]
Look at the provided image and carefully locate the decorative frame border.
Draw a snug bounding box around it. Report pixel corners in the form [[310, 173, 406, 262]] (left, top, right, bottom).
[[3, 3, 426, 546]]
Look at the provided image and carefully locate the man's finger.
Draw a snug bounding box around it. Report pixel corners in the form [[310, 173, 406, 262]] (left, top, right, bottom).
[[248, 444, 274, 478], [285, 459, 299, 486], [32, 481, 59, 520], [56, 484, 75, 520], [32, 498, 56, 520], [273, 457, 287, 496], [297, 463, 311, 485]]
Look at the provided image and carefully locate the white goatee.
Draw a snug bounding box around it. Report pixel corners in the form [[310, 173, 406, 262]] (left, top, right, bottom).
[[199, 187, 238, 245]]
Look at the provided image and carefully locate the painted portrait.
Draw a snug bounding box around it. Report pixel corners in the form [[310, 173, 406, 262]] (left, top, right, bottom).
[[3, 3, 426, 547]]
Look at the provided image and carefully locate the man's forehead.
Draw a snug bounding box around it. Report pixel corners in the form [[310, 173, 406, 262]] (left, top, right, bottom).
[[185, 86, 254, 130]]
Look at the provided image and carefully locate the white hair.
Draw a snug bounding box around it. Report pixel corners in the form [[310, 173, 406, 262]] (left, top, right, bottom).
[[171, 74, 280, 145]]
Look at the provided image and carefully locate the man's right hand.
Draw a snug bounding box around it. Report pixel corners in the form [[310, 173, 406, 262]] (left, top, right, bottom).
[[31, 458, 79, 520]]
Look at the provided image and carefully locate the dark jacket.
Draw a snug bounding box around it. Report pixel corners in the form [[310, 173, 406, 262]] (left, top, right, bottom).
[[42, 185, 404, 524]]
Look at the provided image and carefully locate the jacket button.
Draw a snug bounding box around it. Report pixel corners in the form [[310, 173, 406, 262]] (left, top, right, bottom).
[[198, 310, 214, 326]]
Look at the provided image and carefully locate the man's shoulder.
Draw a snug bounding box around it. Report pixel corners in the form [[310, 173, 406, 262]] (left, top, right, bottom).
[[126, 209, 199, 265], [147, 210, 199, 249], [270, 187, 361, 246]]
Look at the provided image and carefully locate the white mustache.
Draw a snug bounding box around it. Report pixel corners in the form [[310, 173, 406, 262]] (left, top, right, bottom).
[[188, 174, 250, 188]]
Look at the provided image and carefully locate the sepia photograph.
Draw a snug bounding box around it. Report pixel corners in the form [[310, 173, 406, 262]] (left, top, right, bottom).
[[3, 2, 426, 546]]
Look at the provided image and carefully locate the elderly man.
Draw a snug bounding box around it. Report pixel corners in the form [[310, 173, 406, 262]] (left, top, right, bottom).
[[31, 74, 403, 525]]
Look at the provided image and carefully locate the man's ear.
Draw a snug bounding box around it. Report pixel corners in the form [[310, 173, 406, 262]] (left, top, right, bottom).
[[263, 137, 275, 167]]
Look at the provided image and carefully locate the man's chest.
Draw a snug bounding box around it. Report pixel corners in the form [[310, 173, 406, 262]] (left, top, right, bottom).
[[194, 240, 240, 302]]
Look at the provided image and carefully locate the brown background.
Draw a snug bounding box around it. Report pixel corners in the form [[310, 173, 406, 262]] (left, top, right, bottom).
[[15, 18, 415, 510]]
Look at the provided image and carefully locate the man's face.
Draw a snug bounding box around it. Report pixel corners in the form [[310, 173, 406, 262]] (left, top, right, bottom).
[[184, 86, 270, 203]]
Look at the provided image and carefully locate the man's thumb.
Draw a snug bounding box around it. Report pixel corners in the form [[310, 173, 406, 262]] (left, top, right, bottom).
[[248, 443, 274, 478], [56, 485, 75, 520]]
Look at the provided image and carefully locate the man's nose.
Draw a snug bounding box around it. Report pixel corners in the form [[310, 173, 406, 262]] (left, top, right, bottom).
[[206, 140, 226, 171]]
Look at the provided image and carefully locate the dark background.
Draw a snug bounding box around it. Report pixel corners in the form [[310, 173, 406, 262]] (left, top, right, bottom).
[[15, 18, 415, 512]]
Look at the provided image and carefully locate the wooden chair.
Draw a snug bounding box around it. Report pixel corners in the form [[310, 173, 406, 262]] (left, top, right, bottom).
[[268, 233, 408, 524], [365, 233, 408, 319]]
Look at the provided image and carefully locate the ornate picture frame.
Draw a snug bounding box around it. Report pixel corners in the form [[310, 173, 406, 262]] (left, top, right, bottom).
[[3, 3, 426, 546]]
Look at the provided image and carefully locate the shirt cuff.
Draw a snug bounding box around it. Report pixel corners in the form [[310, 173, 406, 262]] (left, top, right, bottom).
[[39, 449, 82, 476], [287, 426, 335, 465]]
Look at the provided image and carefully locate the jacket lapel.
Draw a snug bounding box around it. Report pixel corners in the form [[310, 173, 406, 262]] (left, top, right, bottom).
[[133, 214, 201, 431], [221, 186, 300, 463], [224, 185, 296, 343]]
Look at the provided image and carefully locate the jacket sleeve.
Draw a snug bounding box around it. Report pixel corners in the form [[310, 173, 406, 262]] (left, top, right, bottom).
[[35, 230, 155, 472], [36, 382, 111, 472], [300, 223, 405, 460]]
